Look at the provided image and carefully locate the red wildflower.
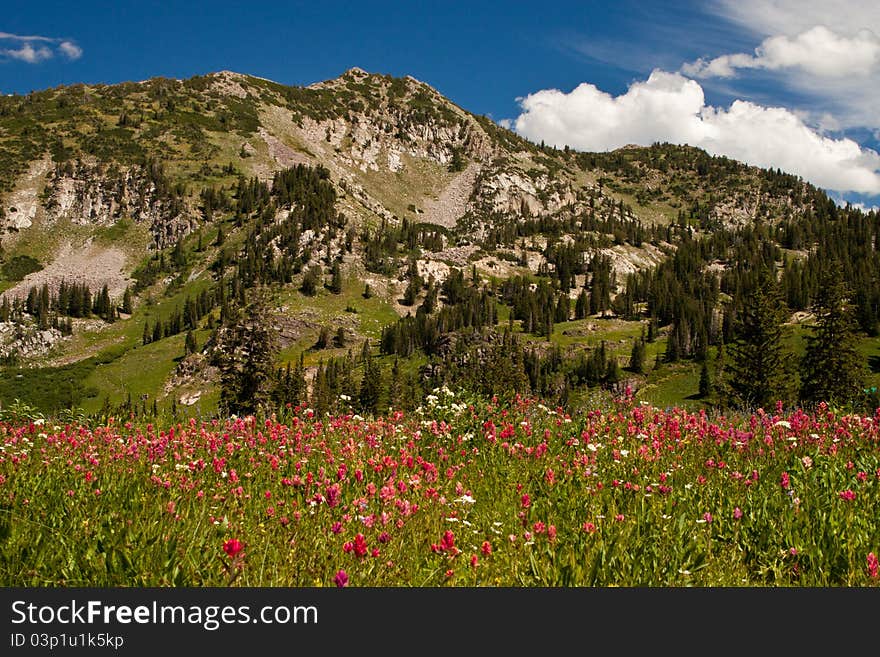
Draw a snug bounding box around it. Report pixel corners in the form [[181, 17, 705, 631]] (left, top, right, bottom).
[[839, 489, 856, 501], [480, 540, 492, 556], [440, 530, 456, 552], [521, 493, 531, 509], [868, 553, 879, 579], [353, 533, 368, 558], [780, 472, 790, 489], [223, 538, 244, 559], [334, 569, 349, 588]]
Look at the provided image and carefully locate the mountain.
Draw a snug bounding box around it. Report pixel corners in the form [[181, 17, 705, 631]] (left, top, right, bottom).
[[0, 68, 877, 416]]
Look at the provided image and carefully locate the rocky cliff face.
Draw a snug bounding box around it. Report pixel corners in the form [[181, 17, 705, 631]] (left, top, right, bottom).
[[43, 159, 198, 248], [0, 321, 64, 360]]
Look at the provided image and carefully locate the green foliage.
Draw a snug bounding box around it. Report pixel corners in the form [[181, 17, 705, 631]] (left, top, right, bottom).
[[1, 255, 42, 282], [726, 271, 794, 409], [699, 361, 712, 398], [800, 267, 868, 406], [0, 361, 100, 411], [215, 288, 280, 416]]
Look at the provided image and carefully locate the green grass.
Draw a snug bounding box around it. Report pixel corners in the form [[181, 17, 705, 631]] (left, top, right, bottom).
[[80, 333, 187, 413], [275, 273, 400, 367], [0, 360, 100, 412]]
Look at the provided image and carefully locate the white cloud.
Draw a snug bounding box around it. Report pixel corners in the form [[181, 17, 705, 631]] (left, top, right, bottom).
[[692, 3, 880, 132], [0, 32, 55, 42], [713, 0, 880, 37], [0, 32, 82, 64], [58, 41, 83, 60], [511, 70, 880, 195], [683, 26, 880, 79], [2, 42, 53, 63]]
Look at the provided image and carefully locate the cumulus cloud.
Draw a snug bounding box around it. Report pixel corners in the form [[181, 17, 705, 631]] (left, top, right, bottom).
[[58, 41, 83, 60], [2, 42, 54, 63], [511, 70, 880, 194], [694, 2, 880, 132], [683, 26, 880, 79], [0, 32, 82, 63]]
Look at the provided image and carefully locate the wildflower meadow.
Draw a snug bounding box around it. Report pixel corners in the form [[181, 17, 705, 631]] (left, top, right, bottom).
[[1, 389, 878, 587]]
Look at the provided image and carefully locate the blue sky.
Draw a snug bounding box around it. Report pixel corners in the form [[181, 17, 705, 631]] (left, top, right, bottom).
[[3, 0, 880, 206]]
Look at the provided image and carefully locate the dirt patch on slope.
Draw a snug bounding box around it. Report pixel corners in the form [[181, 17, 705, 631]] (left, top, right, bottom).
[[259, 127, 312, 170], [1, 239, 131, 301], [420, 162, 480, 228]]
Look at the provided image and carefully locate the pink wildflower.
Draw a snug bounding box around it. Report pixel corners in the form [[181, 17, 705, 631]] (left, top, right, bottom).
[[223, 538, 244, 559]]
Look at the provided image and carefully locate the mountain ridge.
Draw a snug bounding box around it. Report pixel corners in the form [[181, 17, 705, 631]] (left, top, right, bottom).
[[0, 67, 876, 417]]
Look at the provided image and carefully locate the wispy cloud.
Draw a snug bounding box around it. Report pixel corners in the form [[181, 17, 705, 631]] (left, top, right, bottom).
[[0, 32, 83, 63], [711, 0, 880, 37]]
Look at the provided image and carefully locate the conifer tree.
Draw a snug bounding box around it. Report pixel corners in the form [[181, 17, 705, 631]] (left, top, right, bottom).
[[726, 270, 793, 409], [122, 286, 133, 315], [329, 262, 343, 295], [800, 267, 867, 406], [575, 289, 589, 320], [699, 361, 712, 398], [358, 350, 382, 416], [629, 337, 646, 374], [217, 287, 279, 416], [185, 330, 198, 356], [388, 357, 403, 410]]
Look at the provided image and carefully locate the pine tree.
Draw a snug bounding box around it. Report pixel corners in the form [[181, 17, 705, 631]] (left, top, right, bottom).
[[699, 361, 712, 398], [301, 265, 319, 296], [217, 287, 279, 416], [575, 289, 589, 320], [329, 262, 343, 295], [605, 357, 622, 387], [388, 357, 402, 411], [629, 337, 646, 374], [122, 286, 133, 315], [185, 330, 198, 356], [402, 277, 419, 306], [315, 326, 330, 350], [358, 351, 382, 416], [726, 271, 793, 409], [800, 267, 867, 406]]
